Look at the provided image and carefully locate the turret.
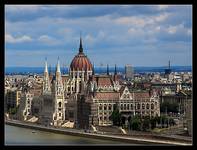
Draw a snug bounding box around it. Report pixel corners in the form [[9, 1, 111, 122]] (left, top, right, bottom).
[[43, 57, 51, 95]]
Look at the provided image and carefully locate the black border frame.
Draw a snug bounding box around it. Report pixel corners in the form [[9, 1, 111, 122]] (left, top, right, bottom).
[[1, 0, 196, 149]]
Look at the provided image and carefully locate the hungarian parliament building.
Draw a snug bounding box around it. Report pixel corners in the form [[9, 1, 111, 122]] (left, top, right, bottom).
[[18, 38, 160, 128]]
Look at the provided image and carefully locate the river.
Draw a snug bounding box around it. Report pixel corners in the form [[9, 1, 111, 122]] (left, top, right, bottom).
[[5, 125, 140, 145]]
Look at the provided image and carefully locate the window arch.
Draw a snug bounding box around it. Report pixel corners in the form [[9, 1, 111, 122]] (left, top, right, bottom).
[[108, 104, 112, 110], [137, 103, 140, 109], [146, 103, 149, 109], [99, 105, 102, 110], [142, 103, 145, 109], [151, 103, 154, 110], [130, 104, 133, 109], [121, 104, 123, 110], [124, 104, 126, 110], [104, 104, 107, 110], [127, 104, 129, 110], [58, 102, 62, 108]]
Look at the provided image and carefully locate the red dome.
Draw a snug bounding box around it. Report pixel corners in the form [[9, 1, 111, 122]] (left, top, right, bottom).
[[70, 38, 92, 71], [70, 52, 92, 71]]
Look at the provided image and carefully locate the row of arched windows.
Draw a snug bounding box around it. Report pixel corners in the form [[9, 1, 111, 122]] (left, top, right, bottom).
[[99, 104, 112, 111], [120, 103, 155, 110]]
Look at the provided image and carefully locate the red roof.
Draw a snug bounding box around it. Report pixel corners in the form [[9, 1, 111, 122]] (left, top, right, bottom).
[[96, 76, 113, 87], [94, 92, 120, 100], [133, 92, 150, 99]]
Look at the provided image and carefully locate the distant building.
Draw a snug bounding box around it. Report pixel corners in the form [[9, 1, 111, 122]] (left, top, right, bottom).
[[5, 88, 21, 110], [185, 99, 192, 136], [125, 64, 134, 80], [165, 60, 172, 76]]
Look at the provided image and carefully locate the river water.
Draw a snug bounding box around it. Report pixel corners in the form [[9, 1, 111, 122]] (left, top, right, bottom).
[[5, 125, 140, 145]]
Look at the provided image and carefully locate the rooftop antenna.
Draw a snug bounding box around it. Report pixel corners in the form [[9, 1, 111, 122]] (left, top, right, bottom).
[[168, 60, 171, 69]]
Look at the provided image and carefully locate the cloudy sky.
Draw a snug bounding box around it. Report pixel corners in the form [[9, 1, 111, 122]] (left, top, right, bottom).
[[5, 5, 192, 67]]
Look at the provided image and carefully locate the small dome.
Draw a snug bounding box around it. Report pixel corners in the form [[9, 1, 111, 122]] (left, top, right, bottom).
[[70, 38, 92, 71]]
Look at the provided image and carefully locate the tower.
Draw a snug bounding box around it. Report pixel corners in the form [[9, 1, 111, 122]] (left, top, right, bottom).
[[107, 64, 109, 75], [125, 64, 134, 80], [43, 58, 51, 95], [52, 57, 65, 126], [165, 60, 172, 75], [69, 36, 93, 93]]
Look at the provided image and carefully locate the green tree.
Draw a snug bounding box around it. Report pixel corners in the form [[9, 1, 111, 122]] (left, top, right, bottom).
[[142, 116, 151, 131], [109, 105, 121, 126], [131, 115, 141, 131], [150, 117, 157, 129], [9, 107, 18, 115], [169, 117, 176, 126], [160, 115, 167, 128]]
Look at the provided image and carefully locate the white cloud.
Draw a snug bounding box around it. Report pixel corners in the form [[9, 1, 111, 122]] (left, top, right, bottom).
[[155, 26, 161, 31], [38, 35, 60, 45], [5, 34, 32, 43], [115, 13, 169, 28], [84, 34, 95, 45], [157, 5, 169, 10], [167, 24, 184, 34], [115, 16, 147, 27], [6, 5, 41, 12], [154, 13, 169, 22], [187, 28, 192, 36]]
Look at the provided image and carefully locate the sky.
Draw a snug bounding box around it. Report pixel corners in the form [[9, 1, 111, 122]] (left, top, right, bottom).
[[5, 5, 192, 67]]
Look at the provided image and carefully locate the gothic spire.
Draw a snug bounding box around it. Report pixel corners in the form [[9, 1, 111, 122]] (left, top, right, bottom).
[[92, 63, 95, 75], [79, 33, 83, 53], [114, 64, 117, 75], [56, 56, 61, 73], [44, 57, 48, 73]]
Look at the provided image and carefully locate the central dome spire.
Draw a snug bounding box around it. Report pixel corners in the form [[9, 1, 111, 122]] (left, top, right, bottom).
[[79, 34, 83, 53]]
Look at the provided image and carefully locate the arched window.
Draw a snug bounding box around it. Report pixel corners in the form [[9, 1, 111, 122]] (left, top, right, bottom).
[[121, 104, 123, 110], [104, 104, 107, 110], [127, 94, 130, 98], [127, 104, 129, 110], [142, 103, 145, 109], [99, 105, 102, 110], [124, 94, 126, 98], [130, 104, 133, 109], [108, 104, 112, 110], [151, 103, 154, 110], [146, 103, 149, 109], [124, 104, 126, 110], [58, 102, 61, 108], [137, 103, 140, 109]]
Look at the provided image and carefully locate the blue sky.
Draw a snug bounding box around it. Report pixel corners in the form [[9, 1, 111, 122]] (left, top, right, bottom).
[[5, 5, 192, 67]]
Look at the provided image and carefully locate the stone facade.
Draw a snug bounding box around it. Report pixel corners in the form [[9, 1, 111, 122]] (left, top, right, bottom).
[[19, 38, 160, 129]]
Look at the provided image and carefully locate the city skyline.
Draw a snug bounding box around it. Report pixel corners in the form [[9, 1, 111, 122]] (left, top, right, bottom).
[[5, 5, 192, 67]]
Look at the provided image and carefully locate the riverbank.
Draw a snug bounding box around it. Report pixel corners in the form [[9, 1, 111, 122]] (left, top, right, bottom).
[[5, 120, 192, 145]]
